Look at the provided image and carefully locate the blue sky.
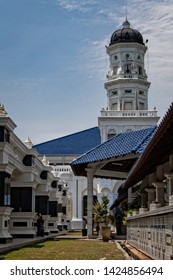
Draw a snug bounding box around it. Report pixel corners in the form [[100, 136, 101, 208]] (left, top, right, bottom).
[[0, 0, 173, 144]]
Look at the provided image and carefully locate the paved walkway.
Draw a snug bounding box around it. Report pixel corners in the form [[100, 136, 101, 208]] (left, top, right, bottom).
[[0, 233, 59, 254]]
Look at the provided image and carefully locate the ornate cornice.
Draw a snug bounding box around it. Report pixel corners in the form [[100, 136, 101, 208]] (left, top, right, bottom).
[[104, 78, 150, 89], [106, 42, 147, 54]]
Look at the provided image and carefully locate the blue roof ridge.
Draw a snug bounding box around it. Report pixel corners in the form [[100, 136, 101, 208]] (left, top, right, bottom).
[[131, 125, 157, 153]]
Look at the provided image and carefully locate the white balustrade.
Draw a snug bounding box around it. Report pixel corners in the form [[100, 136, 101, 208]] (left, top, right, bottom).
[[100, 110, 157, 117]]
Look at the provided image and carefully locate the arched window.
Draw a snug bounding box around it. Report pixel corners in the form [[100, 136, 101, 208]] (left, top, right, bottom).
[[124, 101, 133, 110], [113, 66, 118, 75], [111, 103, 117, 110], [124, 64, 131, 74], [108, 129, 116, 140], [138, 66, 143, 75]]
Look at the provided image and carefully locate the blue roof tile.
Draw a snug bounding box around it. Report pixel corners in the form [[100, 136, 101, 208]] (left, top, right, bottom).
[[33, 127, 101, 155], [70, 126, 156, 166]]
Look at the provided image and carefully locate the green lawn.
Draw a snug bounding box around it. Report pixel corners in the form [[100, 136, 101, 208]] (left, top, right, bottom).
[[3, 239, 126, 260]]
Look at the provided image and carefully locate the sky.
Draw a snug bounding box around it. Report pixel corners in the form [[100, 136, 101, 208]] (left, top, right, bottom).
[[0, 0, 173, 145]]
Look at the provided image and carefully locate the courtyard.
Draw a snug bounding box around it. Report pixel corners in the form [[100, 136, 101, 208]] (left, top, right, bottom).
[[0, 232, 128, 260]]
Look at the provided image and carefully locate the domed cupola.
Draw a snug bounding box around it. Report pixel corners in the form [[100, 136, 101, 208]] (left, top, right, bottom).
[[98, 18, 159, 143], [109, 19, 144, 46]]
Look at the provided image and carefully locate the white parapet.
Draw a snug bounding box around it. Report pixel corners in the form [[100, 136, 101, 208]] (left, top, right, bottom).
[[47, 217, 59, 233], [70, 218, 83, 230], [10, 212, 36, 237], [149, 202, 161, 211]]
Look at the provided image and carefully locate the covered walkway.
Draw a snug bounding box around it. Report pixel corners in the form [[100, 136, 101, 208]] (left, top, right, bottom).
[[70, 126, 156, 237]]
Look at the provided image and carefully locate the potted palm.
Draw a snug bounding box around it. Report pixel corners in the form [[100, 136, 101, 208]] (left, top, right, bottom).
[[93, 195, 114, 242]]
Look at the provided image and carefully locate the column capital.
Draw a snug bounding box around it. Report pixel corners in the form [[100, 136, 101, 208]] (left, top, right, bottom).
[[152, 181, 165, 188], [85, 167, 96, 178]]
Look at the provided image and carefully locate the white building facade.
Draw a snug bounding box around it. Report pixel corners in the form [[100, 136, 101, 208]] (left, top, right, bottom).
[[0, 104, 68, 243]]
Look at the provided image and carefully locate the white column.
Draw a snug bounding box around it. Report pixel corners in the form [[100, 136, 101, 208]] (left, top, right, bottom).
[[147, 187, 155, 208], [76, 179, 79, 218], [72, 178, 77, 219], [86, 168, 94, 238], [32, 188, 35, 212], [152, 182, 165, 206], [165, 173, 173, 205]]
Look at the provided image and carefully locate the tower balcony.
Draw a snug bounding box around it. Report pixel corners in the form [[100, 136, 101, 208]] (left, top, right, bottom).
[[106, 73, 147, 81], [100, 109, 158, 118]]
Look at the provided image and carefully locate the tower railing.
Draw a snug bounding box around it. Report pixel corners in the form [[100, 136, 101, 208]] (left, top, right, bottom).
[[106, 73, 148, 81], [100, 109, 158, 117]]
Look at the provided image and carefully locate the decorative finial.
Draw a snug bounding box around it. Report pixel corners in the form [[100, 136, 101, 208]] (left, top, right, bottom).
[[42, 155, 49, 166], [126, 0, 128, 21], [123, 18, 130, 28], [24, 136, 33, 149], [123, 1, 130, 28], [0, 103, 8, 117]]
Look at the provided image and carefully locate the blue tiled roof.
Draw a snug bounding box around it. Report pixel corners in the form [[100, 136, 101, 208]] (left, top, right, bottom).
[[33, 127, 101, 155], [71, 126, 156, 166]]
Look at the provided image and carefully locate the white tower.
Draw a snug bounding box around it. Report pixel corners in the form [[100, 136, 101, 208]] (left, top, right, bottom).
[[98, 19, 159, 142]]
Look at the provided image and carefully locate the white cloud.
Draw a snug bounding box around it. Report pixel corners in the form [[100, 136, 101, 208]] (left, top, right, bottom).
[[55, 0, 99, 12]]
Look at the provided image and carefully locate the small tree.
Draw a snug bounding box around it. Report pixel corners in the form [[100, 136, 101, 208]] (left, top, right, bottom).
[[93, 195, 114, 227]]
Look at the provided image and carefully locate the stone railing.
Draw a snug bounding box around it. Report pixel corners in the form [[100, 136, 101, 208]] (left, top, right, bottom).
[[106, 73, 147, 81], [126, 205, 173, 260], [100, 110, 158, 118]]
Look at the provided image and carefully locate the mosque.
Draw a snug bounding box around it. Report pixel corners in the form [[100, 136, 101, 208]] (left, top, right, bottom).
[[34, 18, 159, 229], [1, 17, 173, 259]]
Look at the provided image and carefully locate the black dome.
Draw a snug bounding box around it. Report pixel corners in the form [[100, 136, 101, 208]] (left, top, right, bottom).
[[110, 20, 144, 46]]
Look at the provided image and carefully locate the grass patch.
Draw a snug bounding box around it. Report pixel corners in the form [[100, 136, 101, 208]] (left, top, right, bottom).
[[3, 239, 126, 260]]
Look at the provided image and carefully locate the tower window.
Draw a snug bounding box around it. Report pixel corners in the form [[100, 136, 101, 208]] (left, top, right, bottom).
[[124, 90, 132, 94], [124, 102, 133, 110], [114, 55, 118, 60], [139, 91, 144, 95], [126, 53, 130, 59], [138, 66, 143, 75], [139, 102, 145, 110], [108, 129, 116, 140], [111, 90, 117, 95], [111, 103, 117, 110], [124, 64, 131, 74], [113, 66, 118, 75]]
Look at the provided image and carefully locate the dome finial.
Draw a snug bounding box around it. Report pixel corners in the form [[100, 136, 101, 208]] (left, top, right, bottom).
[[126, 0, 128, 20], [123, 18, 130, 28], [123, 1, 130, 28]]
